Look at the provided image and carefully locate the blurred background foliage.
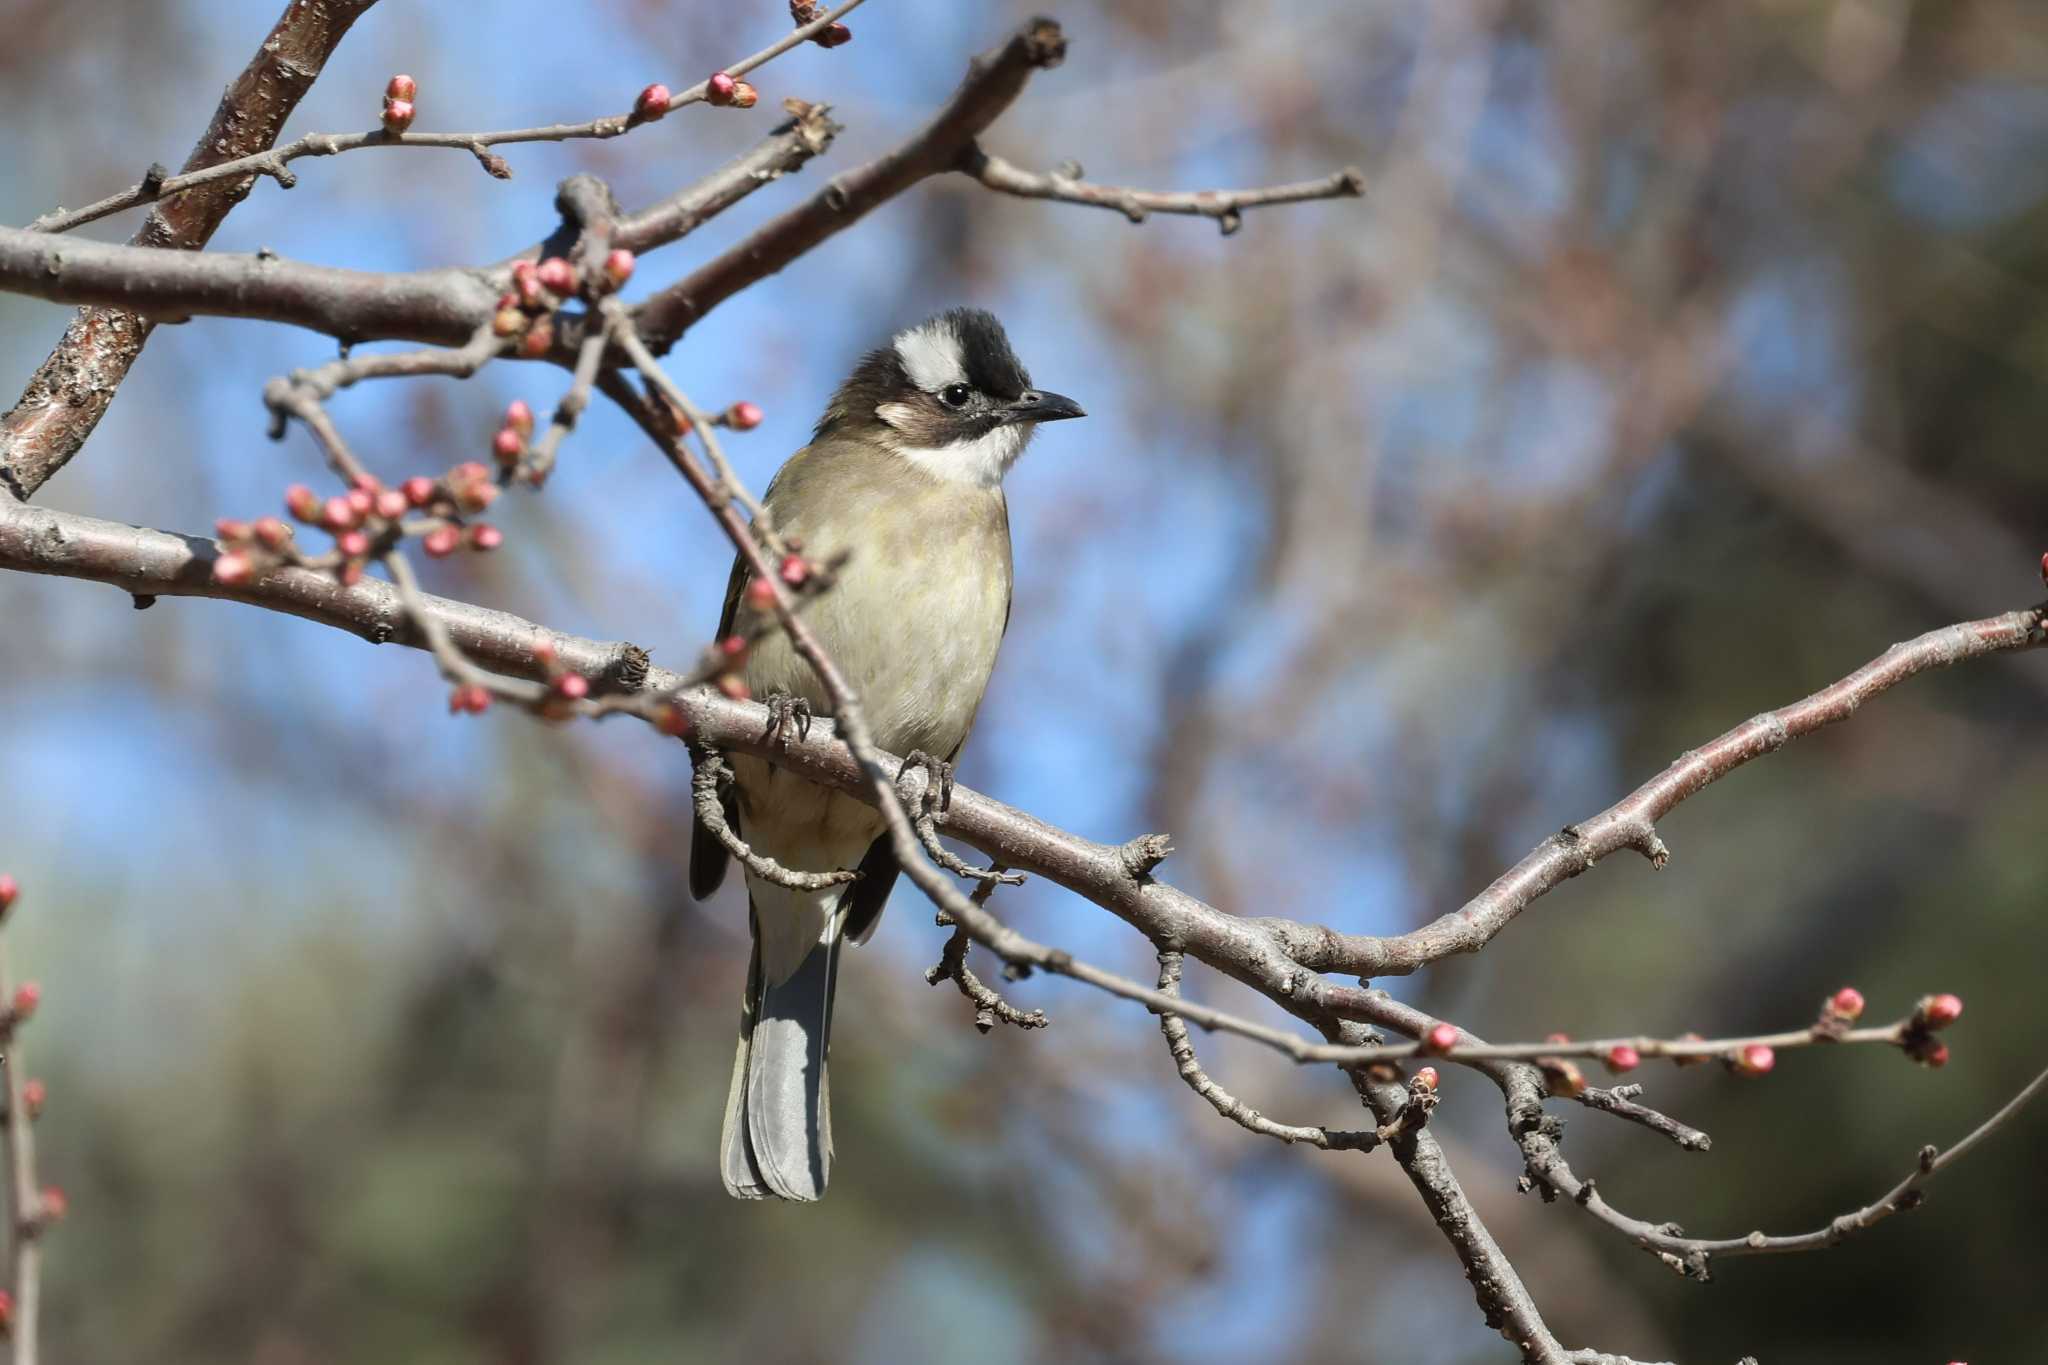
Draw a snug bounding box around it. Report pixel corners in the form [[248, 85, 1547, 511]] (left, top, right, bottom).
[[1, 0, 2045, 1361]]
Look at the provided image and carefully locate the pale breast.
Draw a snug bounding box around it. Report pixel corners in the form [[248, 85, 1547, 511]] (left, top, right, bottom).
[[739, 445, 1013, 763]]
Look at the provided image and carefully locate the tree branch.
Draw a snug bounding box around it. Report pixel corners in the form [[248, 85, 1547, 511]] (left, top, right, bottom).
[[0, 0, 380, 500], [961, 147, 1364, 234]]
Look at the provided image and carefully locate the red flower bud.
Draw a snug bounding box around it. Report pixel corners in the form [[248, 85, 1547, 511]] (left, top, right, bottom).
[[211, 551, 253, 586], [467, 523, 503, 552], [727, 400, 763, 430], [492, 427, 524, 463], [11, 983, 39, 1021], [512, 260, 543, 309], [37, 1186, 65, 1223], [655, 703, 691, 737], [634, 83, 672, 122], [492, 307, 526, 338], [448, 683, 491, 715], [403, 476, 436, 507], [286, 484, 322, 522], [381, 98, 414, 134], [814, 22, 853, 47], [718, 634, 749, 663], [1421, 1022, 1458, 1056], [536, 257, 577, 297], [706, 71, 737, 105], [346, 488, 375, 518], [519, 314, 554, 359], [20, 1078, 45, 1118], [0, 876, 17, 911], [337, 530, 371, 559], [1732, 1043, 1775, 1076], [374, 489, 409, 521], [1412, 1066, 1440, 1092], [717, 673, 751, 702], [452, 461, 491, 485], [253, 517, 291, 550], [1604, 1044, 1640, 1074], [321, 496, 359, 531], [603, 248, 636, 289], [778, 553, 809, 587], [506, 399, 535, 438], [2040, 552, 2048, 587], [214, 517, 251, 544], [552, 672, 590, 701], [386, 74, 416, 102], [1921, 993, 1963, 1029], [744, 576, 776, 611], [730, 81, 759, 110], [0, 1288, 15, 1330], [1828, 987, 1866, 1021], [1922, 1041, 1951, 1068], [422, 526, 461, 558]]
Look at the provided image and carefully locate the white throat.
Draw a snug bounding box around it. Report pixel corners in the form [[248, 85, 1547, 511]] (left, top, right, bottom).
[[895, 423, 1029, 489]]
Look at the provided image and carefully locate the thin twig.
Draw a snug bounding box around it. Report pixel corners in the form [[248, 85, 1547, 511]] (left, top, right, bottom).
[[24, 0, 870, 237], [0, 937, 43, 1365], [962, 148, 1364, 235], [926, 881, 1049, 1034], [1575, 1085, 1711, 1152], [692, 750, 859, 892]]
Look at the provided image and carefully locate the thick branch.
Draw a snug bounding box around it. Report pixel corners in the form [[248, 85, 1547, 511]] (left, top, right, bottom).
[[632, 17, 1070, 350], [0, 0, 379, 499]]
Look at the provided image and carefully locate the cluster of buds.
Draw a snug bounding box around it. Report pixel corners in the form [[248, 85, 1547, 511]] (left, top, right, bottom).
[[791, 3, 853, 46], [708, 634, 751, 701], [1813, 985, 1865, 1039], [493, 399, 535, 471], [382, 74, 416, 134], [704, 71, 759, 109], [494, 256, 583, 357], [1536, 1033, 1587, 1098], [447, 682, 492, 715], [211, 510, 298, 588], [1903, 992, 1963, 1068]]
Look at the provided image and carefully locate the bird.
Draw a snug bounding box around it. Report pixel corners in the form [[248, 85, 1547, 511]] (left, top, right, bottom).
[[690, 307, 1084, 1201]]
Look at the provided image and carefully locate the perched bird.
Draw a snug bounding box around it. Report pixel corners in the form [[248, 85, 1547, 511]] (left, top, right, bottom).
[[691, 308, 1084, 1201]]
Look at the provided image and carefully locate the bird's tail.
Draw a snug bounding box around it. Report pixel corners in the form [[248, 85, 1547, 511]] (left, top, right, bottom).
[[721, 898, 839, 1201]]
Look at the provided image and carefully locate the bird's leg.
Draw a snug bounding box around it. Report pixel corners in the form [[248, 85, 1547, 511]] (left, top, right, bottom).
[[897, 749, 955, 813], [760, 689, 814, 748]]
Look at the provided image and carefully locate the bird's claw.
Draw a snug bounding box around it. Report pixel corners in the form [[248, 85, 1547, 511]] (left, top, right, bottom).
[[899, 749, 955, 813], [762, 689, 813, 747]]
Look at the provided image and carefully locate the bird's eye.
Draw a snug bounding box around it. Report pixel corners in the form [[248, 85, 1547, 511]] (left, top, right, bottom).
[[938, 383, 973, 408]]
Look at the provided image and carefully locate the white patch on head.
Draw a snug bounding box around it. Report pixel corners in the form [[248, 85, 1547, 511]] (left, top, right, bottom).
[[896, 423, 1029, 489], [893, 323, 967, 393]]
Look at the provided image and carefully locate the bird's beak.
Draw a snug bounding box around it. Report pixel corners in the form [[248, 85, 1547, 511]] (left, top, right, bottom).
[[1000, 389, 1086, 424]]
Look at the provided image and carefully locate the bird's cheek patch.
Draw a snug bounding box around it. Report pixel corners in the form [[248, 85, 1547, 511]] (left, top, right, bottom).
[[875, 401, 919, 431]]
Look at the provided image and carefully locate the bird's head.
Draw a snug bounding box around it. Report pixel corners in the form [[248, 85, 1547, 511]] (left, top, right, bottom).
[[817, 307, 1084, 487]]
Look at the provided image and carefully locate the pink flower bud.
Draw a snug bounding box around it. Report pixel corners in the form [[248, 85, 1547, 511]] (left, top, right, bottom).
[[536, 257, 577, 296], [512, 260, 543, 309], [1732, 1044, 1775, 1076], [634, 83, 672, 122], [603, 248, 636, 289], [457, 479, 499, 513], [532, 639, 558, 668], [381, 98, 414, 134], [718, 634, 750, 664], [346, 488, 374, 517], [422, 526, 461, 558], [552, 672, 590, 701], [1422, 1022, 1458, 1056], [1828, 987, 1865, 1021], [519, 314, 554, 359], [727, 400, 763, 430], [211, 551, 253, 586], [403, 476, 436, 507], [374, 489, 409, 520], [253, 517, 291, 550], [1922, 1041, 1951, 1068], [778, 553, 809, 587], [286, 484, 322, 523], [337, 530, 371, 559], [1604, 1044, 1640, 1074], [506, 399, 535, 438], [1412, 1066, 1440, 1092], [214, 518, 251, 544], [321, 496, 358, 530], [492, 427, 523, 463], [37, 1186, 64, 1222], [467, 524, 503, 552], [717, 673, 751, 702], [706, 71, 737, 105], [386, 74, 416, 102], [20, 1079, 45, 1118], [0, 876, 17, 911], [744, 576, 776, 611], [11, 983, 39, 1021], [448, 683, 491, 715], [814, 22, 853, 47], [1921, 993, 1963, 1029]]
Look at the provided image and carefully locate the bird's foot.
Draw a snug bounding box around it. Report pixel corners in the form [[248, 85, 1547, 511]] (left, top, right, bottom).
[[761, 689, 814, 747], [898, 749, 955, 814]]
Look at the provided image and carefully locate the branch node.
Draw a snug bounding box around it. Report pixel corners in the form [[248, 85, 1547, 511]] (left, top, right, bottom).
[[1119, 833, 1173, 879]]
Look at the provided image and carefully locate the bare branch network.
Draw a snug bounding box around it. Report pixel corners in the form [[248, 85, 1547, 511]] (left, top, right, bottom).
[[0, 5, 2042, 1364]]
